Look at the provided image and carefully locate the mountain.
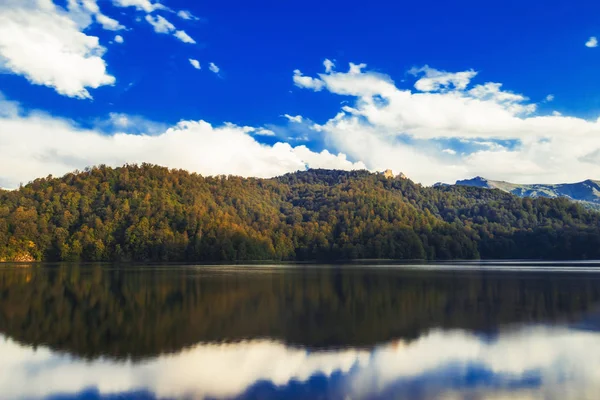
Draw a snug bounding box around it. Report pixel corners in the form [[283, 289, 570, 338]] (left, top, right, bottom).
[[446, 177, 600, 207], [2, 164, 600, 262]]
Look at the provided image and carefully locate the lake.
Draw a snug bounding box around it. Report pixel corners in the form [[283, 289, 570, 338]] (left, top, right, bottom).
[[1, 263, 600, 399]]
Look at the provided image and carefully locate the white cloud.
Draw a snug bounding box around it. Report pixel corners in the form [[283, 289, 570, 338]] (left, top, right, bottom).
[[79, 0, 100, 14], [348, 62, 367, 74], [145, 14, 175, 33], [324, 59, 335, 73], [0, 0, 115, 99], [189, 58, 200, 69], [0, 97, 364, 189], [254, 128, 276, 136], [95, 112, 169, 136], [410, 65, 477, 92], [0, 93, 20, 118], [468, 82, 535, 115], [293, 61, 600, 184], [209, 62, 220, 73], [112, 0, 167, 13], [114, 35, 124, 44], [546, 94, 555, 102], [95, 13, 125, 30], [144, 14, 196, 43], [442, 148, 457, 155], [174, 30, 196, 44], [177, 10, 199, 20], [66, 0, 126, 31], [109, 112, 130, 128], [292, 146, 366, 171], [283, 114, 303, 123], [586, 36, 598, 48], [293, 69, 325, 91]]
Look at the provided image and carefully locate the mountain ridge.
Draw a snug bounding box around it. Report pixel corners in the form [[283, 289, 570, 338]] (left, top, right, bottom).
[[436, 177, 600, 207]]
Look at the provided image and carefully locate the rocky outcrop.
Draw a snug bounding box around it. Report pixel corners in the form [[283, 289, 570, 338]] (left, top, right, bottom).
[[12, 252, 35, 262], [380, 170, 408, 180]]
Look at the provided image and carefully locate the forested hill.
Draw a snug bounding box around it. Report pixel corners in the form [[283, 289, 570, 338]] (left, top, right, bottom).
[[1, 164, 600, 262]]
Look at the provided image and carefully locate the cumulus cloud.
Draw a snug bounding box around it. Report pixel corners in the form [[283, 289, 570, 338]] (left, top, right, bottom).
[[410, 65, 478, 92], [0, 93, 20, 118], [586, 36, 598, 48], [66, 0, 126, 31], [283, 114, 303, 123], [209, 62, 220, 74], [254, 128, 276, 136], [546, 94, 555, 102], [189, 59, 200, 69], [0, 96, 364, 189], [112, 0, 167, 13], [0, 0, 115, 99], [95, 12, 125, 30], [94, 112, 169, 136], [324, 59, 335, 73], [114, 35, 124, 44], [293, 69, 325, 91], [293, 61, 600, 184], [468, 82, 535, 115]]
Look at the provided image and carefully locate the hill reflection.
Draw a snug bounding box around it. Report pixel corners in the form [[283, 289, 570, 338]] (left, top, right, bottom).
[[1, 264, 600, 360]]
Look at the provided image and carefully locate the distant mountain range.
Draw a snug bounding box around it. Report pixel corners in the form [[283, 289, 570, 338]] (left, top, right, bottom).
[[437, 177, 600, 208]]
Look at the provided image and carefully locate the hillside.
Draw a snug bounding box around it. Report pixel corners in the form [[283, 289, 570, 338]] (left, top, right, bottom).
[[447, 176, 600, 207], [1, 164, 600, 262]]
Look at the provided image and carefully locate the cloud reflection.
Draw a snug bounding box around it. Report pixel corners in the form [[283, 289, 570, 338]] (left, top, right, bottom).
[[1, 326, 599, 399]]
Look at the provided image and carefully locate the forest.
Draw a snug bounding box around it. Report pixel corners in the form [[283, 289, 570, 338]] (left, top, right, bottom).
[[1, 164, 600, 262]]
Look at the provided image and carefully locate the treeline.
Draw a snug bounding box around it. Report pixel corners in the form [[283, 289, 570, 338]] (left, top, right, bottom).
[[1, 164, 599, 262]]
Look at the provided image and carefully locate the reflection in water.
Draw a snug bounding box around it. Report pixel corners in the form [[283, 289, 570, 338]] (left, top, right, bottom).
[[1, 264, 600, 399], [2, 327, 600, 399], [2, 264, 600, 359]]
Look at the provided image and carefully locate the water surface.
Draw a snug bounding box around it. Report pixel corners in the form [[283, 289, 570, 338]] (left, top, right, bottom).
[[1, 263, 600, 399]]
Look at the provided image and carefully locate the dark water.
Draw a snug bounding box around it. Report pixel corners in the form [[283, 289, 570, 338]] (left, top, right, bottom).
[[2, 263, 600, 399]]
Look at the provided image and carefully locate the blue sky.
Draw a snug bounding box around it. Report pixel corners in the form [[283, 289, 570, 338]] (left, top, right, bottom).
[[2, 0, 600, 188]]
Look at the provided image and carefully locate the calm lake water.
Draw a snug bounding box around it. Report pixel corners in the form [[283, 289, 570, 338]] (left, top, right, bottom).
[[2, 263, 600, 399]]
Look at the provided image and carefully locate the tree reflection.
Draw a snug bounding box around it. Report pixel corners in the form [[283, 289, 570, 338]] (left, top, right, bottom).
[[1, 265, 599, 360]]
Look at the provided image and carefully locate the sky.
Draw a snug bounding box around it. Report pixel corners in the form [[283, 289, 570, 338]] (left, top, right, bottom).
[[2, 0, 600, 188]]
